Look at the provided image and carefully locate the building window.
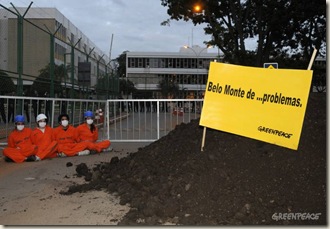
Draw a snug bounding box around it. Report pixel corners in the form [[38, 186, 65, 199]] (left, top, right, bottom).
[[149, 58, 156, 68], [176, 59, 180, 68], [183, 58, 188, 68], [55, 20, 67, 42], [71, 33, 74, 43], [128, 58, 139, 68], [138, 58, 143, 68], [168, 58, 173, 68], [172, 59, 177, 68], [160, 58, 165, 68], [190, 58, 196, 68], [55, 43, 66, 61], [145, 58, 150, 68]]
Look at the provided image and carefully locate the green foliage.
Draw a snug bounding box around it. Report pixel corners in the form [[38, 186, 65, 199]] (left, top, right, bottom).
[[95, 76, 107, 96], [116, 51, 129, 78], [31, 64, 66, 97], [158, 78, 179, 98], [111, 51, 137, 95], [0, 70, 16, 94], [119, 79, 137, 95], [161, 0, 326, 67]]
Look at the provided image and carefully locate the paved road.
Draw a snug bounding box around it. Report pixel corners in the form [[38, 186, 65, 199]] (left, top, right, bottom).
[[0, 142, 150, 225], [109, 111, 200, 142]]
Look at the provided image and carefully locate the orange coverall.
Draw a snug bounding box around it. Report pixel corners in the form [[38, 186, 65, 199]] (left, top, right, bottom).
[[75, 123, 110, 153], [3, 127, 38, 163], [52, 125, 89, 157], [31, 126, 58, 159]]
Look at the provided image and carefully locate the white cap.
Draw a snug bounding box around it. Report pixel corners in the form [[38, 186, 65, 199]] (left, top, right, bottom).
[[36, 114, 47, 122]]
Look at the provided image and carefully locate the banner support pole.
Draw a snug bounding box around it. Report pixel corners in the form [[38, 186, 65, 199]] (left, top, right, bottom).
[[307, 48, 317, 70], [201, 126, 207, 152]]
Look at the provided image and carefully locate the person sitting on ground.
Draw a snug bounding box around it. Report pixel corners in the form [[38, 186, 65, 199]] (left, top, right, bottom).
[[52, 113, 90, 157], [76, 110, 111, 153], [3, 115, 38, 162], [30, 114, 58, 160]]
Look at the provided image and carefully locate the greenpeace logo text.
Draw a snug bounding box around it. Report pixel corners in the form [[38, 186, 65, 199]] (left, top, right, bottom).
[[272, 212, 321, 221], [258, 126, 293, 139]]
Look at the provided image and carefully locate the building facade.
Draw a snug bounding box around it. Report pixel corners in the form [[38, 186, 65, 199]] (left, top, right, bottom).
[[0, 7, 109, 94], [126, 45, 221, 99]]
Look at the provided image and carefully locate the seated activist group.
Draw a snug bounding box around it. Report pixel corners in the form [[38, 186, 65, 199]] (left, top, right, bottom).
[[3, 111, 111, 163]]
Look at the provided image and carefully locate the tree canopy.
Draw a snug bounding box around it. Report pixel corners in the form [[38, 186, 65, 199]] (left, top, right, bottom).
[[158, 78, 179, 98], [0, 70, 16, 94], [31, 64, 66, 97], [119, 78, 137, 96], [161, 0, 326, 67], [116, 51, 129, 78]]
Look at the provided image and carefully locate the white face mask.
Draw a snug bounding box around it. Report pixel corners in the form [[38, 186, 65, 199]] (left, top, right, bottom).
[[39, 122, 46, 128], [61, 120, 69, 127], [17, 125, 24, 131], [86, 119, 94, 125]]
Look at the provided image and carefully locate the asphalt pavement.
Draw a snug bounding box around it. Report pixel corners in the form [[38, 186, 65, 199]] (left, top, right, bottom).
[[0, 142, 150, 225]]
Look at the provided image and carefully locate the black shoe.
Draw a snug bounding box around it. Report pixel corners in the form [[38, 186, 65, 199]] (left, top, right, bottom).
[[26, 155, 36, 162], [90, 150, 98, 155], [4, 157, 14, 162]]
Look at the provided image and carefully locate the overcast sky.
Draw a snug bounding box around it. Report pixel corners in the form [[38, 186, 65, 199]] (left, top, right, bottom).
[[0, 0, 226, 59]]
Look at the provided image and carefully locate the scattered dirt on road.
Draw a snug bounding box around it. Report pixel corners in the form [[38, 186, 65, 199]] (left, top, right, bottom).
[[61, 93, 326, 226]]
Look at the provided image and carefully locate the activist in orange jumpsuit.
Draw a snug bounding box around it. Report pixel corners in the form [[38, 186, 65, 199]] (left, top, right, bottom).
[[30, 114, 58, 160], [52, 113, 90, 157], [76, 111, 111, 153], [3, 115, 38, 163]]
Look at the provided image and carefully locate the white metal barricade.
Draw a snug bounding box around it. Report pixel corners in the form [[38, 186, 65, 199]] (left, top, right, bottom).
[[106, 99, 203, 142], [0, 96, 203, 146]]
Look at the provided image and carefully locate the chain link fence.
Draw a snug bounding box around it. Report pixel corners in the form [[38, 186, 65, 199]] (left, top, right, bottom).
[[0, 5, 119, 100]]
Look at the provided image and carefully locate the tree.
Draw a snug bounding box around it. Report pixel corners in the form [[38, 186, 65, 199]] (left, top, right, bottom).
[[158, 78, 179, 98], [0, 70, 16, 94], [31, 64, 66, 97], [95, 75, 108, 97], [284, 0, 326, 59], [116, 51, 129, 78], [160, 0, 326, 67], [119, 79, 137, 96]]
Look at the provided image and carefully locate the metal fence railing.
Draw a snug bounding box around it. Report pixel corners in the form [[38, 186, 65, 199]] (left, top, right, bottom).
[[0, 96, 107, 146], [106, 99, 203, 142], [0, 96, 203, 146]]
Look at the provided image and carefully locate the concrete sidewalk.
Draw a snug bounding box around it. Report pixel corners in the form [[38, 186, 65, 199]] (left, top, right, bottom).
[[0, 142, 150, 225]]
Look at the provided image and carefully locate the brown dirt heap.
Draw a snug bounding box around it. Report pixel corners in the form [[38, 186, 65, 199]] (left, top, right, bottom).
[[62, 93, 326, 226]]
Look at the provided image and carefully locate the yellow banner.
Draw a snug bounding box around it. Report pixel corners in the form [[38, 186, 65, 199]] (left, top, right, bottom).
[[199, 62, 313, 150]]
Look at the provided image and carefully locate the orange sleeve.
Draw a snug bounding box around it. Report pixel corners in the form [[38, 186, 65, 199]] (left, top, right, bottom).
[[74, 126, 81, 142], [93, 127, 98, 142], [72, 127, 80, 142], [52, 126, 61, 141], [7, 131, 16, 148], [52, 127, 57, 140], [51, 130, 56, 141], [46, 126, 54, 141], [27, 128, 34, 144], [30, 128, 37, 145]]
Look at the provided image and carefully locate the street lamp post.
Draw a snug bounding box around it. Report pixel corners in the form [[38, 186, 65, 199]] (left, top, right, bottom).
[[106, 59, 118, 99], [183, 45, 211, 98]]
